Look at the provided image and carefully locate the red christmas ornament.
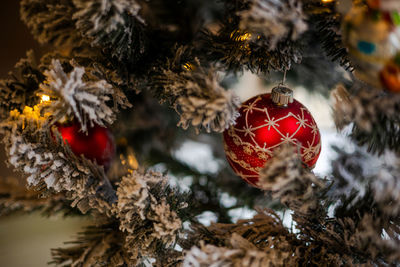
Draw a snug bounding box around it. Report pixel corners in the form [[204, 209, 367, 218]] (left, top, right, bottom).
[[223, 86, 321, 188], [56, 121, 116, 170]]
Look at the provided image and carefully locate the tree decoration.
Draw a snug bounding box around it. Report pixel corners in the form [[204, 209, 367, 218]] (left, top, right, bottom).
[[367, 0, 400, 11], [342, 3, 400, 90], [223, 86, 321, 188], [380, 53, 400, 92], [3, 0, 400, 266], [56, 120, 116, 170]]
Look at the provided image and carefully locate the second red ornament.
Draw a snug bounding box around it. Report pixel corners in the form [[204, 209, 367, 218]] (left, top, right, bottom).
[[223, 86, 321, 188], [56, 120, 116, 171]]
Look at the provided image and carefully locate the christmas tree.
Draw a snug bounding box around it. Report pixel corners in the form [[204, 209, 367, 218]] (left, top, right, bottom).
[[1, 0, 400, 265]]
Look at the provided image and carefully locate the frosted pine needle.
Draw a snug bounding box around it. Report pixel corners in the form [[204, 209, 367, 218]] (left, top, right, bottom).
[[115, 170, 184, 262], [73, 0, 145, 61], [20, 0, 80, 48], [238, 0, 307, 49], [162, 61, 240, 133], [258, 144, 324, 215], [40, 59, 115, 132]]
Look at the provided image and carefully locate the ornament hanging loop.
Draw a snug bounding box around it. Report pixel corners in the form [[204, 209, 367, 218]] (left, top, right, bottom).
[[271, 86, 293, 107], [273, 69, 293, 107]]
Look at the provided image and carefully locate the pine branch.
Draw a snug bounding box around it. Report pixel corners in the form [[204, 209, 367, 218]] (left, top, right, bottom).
[[331, 144, 400, 220], [51, 222, 130, 267], [5, 0, 400, 266], [302, 0, 352, 70], [184, 209, 348, 266], [258, 144, 326, 217], [254, 144, 400, 264], [73, 0, 147, 62], [39, 59, 120, 132], [198, 0, 306, 73], [153, 47, 240, 133], [202, 24, 302, 73], [332, 83, 400, 154], [51, 169, 191, 266], [0, 104, 116, 215], [114, 170, 189, 263], [146, 148, 266, 223], [280, 27, 350, 96], [0, 51, 45, 119], [40, 51, 137, 105], [0, 176, 79, 217], [20, 0, 82, 49], [237, 0, 308, 49]]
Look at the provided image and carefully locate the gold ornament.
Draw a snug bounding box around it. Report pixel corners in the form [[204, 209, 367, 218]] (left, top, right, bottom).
[[342, 4, 400, 89]]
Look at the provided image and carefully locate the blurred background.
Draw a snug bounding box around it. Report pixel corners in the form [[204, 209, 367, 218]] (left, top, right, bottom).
[[0, 1, 91, 267], [0, 1, 342, 266]]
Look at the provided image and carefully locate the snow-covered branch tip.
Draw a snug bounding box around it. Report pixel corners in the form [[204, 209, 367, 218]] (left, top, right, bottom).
[[73, 0, 146, 61], [258, 144, 325, 215], [184, 234, 273, 267], [0, 102, 115, 215], [237, 0, 307, 49], [114, 170, 187, 265], [332, 83, 400, 153], [332, 83, 400, 132], [0, 50, 45, 119], [204, 25, 302, 73], [51, 222, 129, 267], [162, 61, 240, 133], [331, 145, 400, 217], [39, 59, 118, 132], [20, 0, 81, 48], [183, 209, 346, 266]]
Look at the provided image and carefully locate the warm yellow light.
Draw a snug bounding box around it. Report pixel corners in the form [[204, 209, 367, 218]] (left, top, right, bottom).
[[230, 30, 252, 42], [238, 32, 252, 42], [322, 0, 334, 3], [183, 62, 195, 71], [40, 95, 50, 103], [127, 154, 139, 170], [119, 147, 139, 172]]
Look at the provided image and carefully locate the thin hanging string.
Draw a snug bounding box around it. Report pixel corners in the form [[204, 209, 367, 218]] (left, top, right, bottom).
[[279, 69, 287, 87], [282, 69, 287, 84]]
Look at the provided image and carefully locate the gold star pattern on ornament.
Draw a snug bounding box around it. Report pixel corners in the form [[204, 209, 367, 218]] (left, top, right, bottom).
[[226, 95, 321, 178]]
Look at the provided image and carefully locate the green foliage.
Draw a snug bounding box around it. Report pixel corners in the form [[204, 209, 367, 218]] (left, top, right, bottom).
[[2, 0, 400, 266]]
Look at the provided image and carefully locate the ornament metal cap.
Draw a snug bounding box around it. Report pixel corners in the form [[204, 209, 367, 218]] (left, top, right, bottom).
[[271, 86, 294, 106]]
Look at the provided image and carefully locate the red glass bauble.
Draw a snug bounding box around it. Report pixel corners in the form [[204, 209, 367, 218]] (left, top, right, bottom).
[[223, 92, 321, 188], [56, 121, 115, 170]]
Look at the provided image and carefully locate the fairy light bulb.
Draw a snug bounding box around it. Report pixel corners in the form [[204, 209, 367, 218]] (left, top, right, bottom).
[[230, 30, 252, 42], [183, 62, 195, 71], [40, 94, 50, 103]]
